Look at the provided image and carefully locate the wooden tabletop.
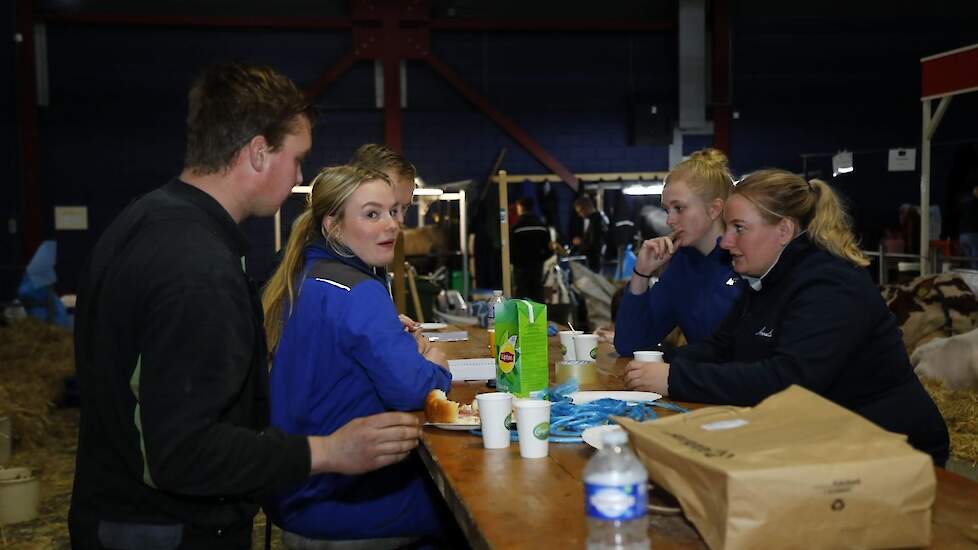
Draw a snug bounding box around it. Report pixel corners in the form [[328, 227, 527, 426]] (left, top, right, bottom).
[[418, 326, 978, 550]]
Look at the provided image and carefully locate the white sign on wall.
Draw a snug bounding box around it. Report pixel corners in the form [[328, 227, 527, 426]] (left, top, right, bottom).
[[54, 206, 88, 230], [888, 148, 916, 172]]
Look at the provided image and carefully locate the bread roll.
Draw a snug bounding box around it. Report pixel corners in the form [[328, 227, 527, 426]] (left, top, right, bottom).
[[425, 390, 460, 423]]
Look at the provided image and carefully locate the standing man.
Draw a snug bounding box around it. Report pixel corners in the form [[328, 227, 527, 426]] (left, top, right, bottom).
[[70, 64, 423, 549], [510, 197, 552, 302], [572, 195, 609, 273]]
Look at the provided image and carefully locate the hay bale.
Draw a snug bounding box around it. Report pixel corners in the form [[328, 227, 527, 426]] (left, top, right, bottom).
[[921, 376, 978, 464], [0, 317, 74, 450]]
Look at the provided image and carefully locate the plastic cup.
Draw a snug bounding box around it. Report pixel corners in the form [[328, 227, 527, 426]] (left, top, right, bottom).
[[476, 392, 513, 449], [514, 400, 552, 459], [558, 330, 583, 361], [573, 334, 599, 362], [633, 350, 664, 362]]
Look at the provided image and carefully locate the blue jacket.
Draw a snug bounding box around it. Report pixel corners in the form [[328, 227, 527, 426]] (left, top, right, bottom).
[[614, 240, 743, 356], [266, 241, 452, 538]]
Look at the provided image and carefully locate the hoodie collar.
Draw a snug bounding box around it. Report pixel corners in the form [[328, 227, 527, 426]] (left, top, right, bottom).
[[305, 238, 386, 284]]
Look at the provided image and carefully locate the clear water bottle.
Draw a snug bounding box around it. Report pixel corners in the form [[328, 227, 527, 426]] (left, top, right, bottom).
[[487, 290, 505, 330], [584, 429, 649, 550]]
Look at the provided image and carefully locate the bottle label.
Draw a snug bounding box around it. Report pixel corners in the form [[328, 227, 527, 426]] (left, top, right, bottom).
[[584, 482, 647, 520]]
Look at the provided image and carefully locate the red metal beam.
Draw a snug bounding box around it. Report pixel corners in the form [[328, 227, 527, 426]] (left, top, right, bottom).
[[38, 13, 676, 33], [921, 43, 978, 100], [711, 0, 731, 156], [382, 55, 402, 152], [305, 52, 360, 100], [38, 13, 354, 29], [429, 18, 675, 32], [16, 0, 43, 262], [424, 53, 579, 191]]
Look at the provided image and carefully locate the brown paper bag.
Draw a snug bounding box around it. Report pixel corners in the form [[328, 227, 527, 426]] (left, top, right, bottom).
[[616, 385, 936, 550]]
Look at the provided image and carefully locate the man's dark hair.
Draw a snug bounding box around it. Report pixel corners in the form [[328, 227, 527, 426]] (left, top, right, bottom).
[[517, 197, 536, 210], [574, 195, 595, 210], [184, 63, 317, 174], [349, 143, 417, 181]]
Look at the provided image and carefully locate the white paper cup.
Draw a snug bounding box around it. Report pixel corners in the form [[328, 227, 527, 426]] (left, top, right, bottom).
[[573, 333, 599, 362], [476, 392, 513, 449], [633, 350, 664, 362], [514, 400, 552, 458], [558, 330, 583, 361]]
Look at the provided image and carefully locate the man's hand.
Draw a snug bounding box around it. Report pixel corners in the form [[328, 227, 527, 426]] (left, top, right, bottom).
[[623, 360, 670, 395], [308, 412, 421, 475]]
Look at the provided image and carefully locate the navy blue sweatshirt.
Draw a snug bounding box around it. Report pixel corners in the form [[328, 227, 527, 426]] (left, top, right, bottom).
[[614, 240, 743, 356], [668, 237, 950, 465]]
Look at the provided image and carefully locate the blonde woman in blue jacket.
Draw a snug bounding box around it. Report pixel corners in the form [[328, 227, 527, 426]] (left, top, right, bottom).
[[262, 165, 452, 540]]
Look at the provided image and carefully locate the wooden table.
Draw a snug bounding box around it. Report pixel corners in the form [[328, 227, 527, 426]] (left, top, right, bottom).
[[419, 326, 978, 550]]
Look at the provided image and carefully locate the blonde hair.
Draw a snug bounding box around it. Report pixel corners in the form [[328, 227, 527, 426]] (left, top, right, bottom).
[[262, 165, 391, 352], [664, 148, 734, 204], [733, 169, 869, 267]]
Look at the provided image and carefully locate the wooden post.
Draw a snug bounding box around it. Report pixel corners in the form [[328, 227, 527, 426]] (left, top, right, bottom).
[[498, 170, 512, 297], [405, 261, 425, 323]]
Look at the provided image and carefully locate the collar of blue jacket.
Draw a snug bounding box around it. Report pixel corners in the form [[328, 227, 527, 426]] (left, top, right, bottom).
[[303, 238, 387, 285]]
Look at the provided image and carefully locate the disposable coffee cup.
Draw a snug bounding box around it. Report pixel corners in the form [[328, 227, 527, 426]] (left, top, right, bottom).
[[573, 333, 599, 362], [476, 392, 513, 449], [514, 399, 551, 458], [633, 350, 664, 362], [558, 330, 583, 361]]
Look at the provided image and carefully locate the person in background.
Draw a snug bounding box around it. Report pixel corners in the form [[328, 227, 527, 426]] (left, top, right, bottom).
[[624, 169, 950, 466], [349, 143, 421, 329], [948, 145, 978, 267], [261, 165, 452, 541], [349, 143, 416, 226], [572, 195, 609, 272], [510, 197, 553, 302], [70, 64, 422, 549], [614, 148, 744, 357]]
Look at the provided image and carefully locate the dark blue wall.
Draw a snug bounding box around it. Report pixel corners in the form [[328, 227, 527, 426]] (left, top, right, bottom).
[[7, 10, 978, 295], [730, 14, 978, 245], [1, 3, 20, 299]]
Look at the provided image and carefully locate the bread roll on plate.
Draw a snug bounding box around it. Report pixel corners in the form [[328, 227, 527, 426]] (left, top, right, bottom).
[[425, 390, 479, 424]]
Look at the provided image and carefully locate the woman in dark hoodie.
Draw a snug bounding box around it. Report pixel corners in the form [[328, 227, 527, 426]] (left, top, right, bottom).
[[624, 169, 950, 466]]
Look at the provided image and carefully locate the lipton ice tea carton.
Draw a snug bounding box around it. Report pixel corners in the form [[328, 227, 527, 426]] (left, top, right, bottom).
[[494, 299, 548, 397]]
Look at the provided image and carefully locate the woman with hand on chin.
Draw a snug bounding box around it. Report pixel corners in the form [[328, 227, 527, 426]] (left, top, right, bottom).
[[262, 165, 453, 541], [614, 148, 744, 356], [624, 169, 950, 466]]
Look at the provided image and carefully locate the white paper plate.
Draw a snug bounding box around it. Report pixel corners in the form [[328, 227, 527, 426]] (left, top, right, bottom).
[[569, 391, 662, 405], [418, 322, 448, 330], [426, 422, 479, 431], [582, 424, 624, 449]]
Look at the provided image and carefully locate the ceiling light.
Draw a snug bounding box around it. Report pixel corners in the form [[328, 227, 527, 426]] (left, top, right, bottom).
[[622, 182, 665, 196], [832, 151, 854, 177]]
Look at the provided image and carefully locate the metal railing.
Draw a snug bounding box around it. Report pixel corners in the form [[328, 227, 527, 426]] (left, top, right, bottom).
[[865, 245, 977, 285]]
